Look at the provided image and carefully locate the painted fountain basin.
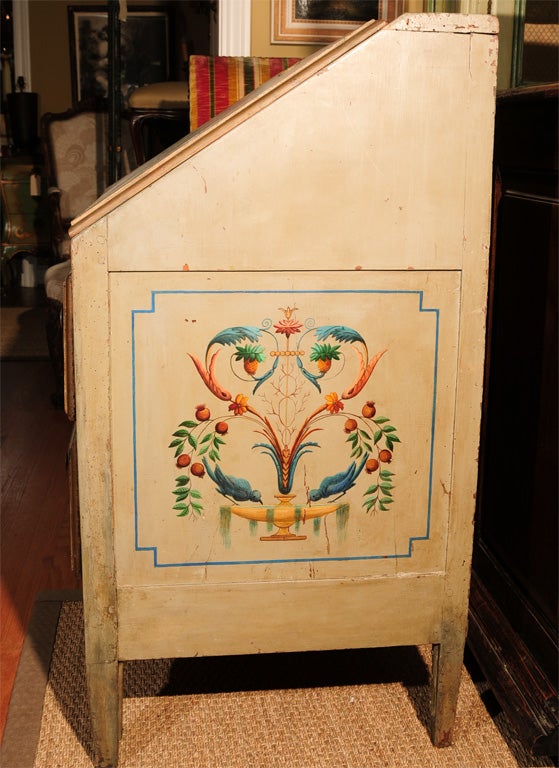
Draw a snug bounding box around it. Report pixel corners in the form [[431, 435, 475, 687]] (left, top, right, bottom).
[[230, 494, 342, 541]]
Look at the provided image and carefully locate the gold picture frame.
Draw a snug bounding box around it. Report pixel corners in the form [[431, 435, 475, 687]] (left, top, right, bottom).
[[271, 0, 402, 45]]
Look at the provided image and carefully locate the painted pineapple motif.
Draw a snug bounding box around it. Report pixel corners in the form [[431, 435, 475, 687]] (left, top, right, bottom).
[[169, 306, 400, 541], [235, 343, 266, 375], [310, 342, 341, 374]]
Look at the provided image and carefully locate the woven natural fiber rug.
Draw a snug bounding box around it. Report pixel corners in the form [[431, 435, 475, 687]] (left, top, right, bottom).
[[0, 306, 49, 360], [3, 598, 556, 768]]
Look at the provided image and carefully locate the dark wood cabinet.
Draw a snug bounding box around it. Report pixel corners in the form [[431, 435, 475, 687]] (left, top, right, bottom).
[[468, 83, 558, 757]]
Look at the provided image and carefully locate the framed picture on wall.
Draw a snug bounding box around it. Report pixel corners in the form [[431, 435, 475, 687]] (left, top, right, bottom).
[[68, 5, 170, 108], [271, 0, 402, 44]]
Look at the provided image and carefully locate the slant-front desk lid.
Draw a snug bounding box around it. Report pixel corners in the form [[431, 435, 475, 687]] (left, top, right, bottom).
[[69, 13, 498, 275]]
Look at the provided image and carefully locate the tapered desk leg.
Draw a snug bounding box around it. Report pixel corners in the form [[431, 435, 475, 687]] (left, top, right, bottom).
[[430, 636, 465, 747], [72, 217, 121, 766], [86, 659, 121, 768]]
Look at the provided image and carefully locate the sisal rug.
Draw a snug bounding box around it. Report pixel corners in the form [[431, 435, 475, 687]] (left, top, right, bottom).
[[2, 598, 557, 768], [0, 306, 49, 360]]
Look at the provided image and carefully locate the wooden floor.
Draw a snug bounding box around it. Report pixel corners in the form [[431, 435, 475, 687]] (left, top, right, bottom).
[[0, 286, 81, 742]]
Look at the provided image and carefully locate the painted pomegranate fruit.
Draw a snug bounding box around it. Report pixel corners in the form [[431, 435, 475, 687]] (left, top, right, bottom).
[[195, 404, 210, 421], [378, 449, 392, 463], [190, 462, 205, 477], [215, 421, 229, 434], [362, 401, 376, 418], [176, 454, 191, 468], [365, 458, 379, 473], [344, 418, 358, 433]]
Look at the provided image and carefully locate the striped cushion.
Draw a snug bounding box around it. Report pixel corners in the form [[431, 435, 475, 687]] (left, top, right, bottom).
[[189, 56, 301, 131]]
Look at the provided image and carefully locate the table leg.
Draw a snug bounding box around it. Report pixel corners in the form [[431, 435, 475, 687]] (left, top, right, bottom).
[[430, 633, 465, 747], [86, 658, 122, 768]]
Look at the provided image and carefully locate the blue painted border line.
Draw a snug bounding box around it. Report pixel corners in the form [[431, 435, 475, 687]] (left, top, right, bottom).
[[131, 289, 439, 568]]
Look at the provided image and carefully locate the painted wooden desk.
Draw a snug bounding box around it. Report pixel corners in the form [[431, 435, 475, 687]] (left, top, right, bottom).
[[69, 15, 498, 767]]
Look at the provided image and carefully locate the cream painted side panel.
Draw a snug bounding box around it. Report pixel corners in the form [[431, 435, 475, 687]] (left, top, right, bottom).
[[107, 30, 475, 273], [110, 270, 460, 590], [117, 576, 445, 660]]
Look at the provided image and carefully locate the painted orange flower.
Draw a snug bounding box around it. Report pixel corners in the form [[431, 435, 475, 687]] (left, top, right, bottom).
[[325, 392, 344, 414], [274, 318, 303, 337], [229, 393, 249, 415]]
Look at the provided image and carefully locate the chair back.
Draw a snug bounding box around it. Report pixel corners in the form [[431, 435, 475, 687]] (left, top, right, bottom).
[[127, 82, 190, 165], [41, 109, 137, 223]]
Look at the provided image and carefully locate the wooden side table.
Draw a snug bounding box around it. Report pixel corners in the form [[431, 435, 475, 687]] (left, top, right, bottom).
[[1, 156, 51, 286]]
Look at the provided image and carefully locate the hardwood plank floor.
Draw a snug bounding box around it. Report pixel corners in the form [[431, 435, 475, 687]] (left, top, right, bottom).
[[0, 358, 81, 742]]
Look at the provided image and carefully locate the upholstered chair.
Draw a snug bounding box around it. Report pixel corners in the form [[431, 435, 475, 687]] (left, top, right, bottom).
[[127, 81, 189, 165], [41, 108, 136, 405], [126, 57, 302, 165]]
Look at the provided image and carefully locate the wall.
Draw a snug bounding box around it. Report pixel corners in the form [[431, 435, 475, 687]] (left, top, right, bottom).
[[29, 0, 179, 117], [250, 0, 317, 58], [29, 0, 82, 116], [427, 0, 518, 91], [31, 0, 397, 115], [250, 0, 424, 58], [28, 0, 520, 119], [491, 0, 517, 91]]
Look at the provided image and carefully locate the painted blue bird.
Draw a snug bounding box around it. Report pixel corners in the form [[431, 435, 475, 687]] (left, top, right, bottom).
[[309, 455, 368, 502], [202, 458, 262, 504]]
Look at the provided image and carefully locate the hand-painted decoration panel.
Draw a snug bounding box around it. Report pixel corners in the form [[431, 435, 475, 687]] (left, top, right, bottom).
[[111, 271, 460, 584]]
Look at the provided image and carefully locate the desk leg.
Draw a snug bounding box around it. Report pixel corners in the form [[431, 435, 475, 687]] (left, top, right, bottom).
[[86, 658, 121, 768], [430, 635, 464, 747]]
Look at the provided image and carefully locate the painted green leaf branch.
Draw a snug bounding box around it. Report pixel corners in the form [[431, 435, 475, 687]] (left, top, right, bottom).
[[363, 467, 396, 513], [168, 420, 200, 458], [169, 419, 228, 517], [172, 475, 204, 517], [360, 415, 399, 513], [371, 416, 400, 452], [346, 425, 373, 459], [197, 432, 226, 462], [362, 483, 378, 513]]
